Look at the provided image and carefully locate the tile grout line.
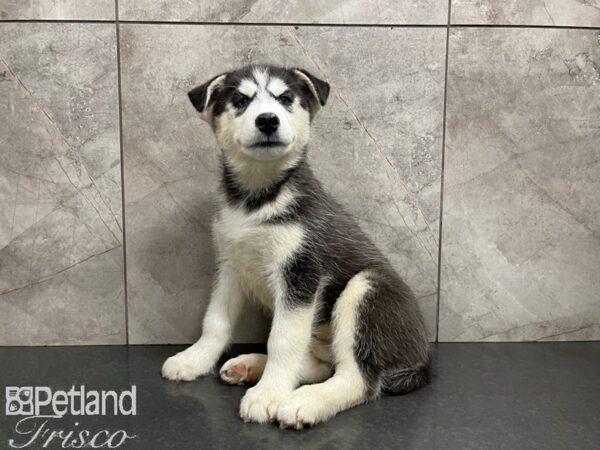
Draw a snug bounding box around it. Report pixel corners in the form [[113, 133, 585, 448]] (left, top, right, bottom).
[[435, 0, 452, 344], [115, 0, 129, 346], [0, 19, 444, 26], [451, 22, 600, 30], [0, 19, 599, 30]]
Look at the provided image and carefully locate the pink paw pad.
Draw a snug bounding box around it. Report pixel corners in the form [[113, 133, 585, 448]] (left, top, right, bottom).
[[224, 363, 257, 384], [226, 363, 246, 378]]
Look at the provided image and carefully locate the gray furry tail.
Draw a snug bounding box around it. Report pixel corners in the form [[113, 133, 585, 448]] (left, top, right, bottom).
[[381, 362, 431, 395]]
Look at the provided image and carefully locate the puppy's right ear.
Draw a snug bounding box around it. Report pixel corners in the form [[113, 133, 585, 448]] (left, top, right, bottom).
[[188, 73, 227, 122]]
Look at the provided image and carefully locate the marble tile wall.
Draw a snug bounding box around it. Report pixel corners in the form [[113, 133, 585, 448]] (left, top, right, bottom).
[[0, 1, 598, 344], [440, 28, 600, 341], [0, 23, 125, 344], [120, 25, 445, 343], [0, 1, 115, 20], [451, 0, 600, 27], [117, 0, 449, 24]]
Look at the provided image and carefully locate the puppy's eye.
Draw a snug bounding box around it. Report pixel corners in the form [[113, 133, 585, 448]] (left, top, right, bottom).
[[277, 92, 294, 106], [233, 94, 250, 109]]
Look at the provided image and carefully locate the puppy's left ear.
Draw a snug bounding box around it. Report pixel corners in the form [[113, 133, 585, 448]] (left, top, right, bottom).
[[293, 69, 330, 114], [188, 73, 227, 122]]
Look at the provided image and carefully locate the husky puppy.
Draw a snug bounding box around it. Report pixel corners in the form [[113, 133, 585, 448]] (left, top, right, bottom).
[[162, 64, 431, 429]]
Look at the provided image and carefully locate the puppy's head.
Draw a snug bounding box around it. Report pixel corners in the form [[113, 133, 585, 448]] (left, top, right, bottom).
[[188, 65, 329, 161]]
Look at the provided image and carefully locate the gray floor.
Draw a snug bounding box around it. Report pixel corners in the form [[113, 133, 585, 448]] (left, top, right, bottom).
[[1, 343, 599, 449]]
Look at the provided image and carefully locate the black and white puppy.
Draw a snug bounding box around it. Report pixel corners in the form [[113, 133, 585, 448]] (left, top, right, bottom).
[[162, 64, 431, 429]]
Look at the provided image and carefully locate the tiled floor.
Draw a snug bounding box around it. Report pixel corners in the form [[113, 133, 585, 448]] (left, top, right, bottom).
[[1, 343, 599, 449]]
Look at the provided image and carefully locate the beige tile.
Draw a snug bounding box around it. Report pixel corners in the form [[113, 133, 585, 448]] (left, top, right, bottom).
[[452, 0, 600, 27], [0, 23, 125, 344], [0, 0, 115, 20], [118, 0, 448, 24], [120, 24, 446, 343], [440, 28, 600, 341]]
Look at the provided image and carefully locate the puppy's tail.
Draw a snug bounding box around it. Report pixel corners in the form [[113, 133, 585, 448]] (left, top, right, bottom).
[[381, 361, 431, 395]]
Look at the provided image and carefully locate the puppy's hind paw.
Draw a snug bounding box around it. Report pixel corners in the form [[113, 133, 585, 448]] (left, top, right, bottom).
[[220, 353, 267, 385]]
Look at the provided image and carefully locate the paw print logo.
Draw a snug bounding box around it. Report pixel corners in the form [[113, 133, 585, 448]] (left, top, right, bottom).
[[7, 400, 20, 414], [5, 387, 34, 416]]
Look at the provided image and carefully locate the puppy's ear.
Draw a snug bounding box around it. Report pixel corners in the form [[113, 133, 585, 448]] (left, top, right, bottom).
[[293, 69, 330, 114], [188, 73, 227, 122]]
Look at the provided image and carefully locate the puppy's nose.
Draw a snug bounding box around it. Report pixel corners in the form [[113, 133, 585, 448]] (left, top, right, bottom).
[[255, 113, 280, 136]]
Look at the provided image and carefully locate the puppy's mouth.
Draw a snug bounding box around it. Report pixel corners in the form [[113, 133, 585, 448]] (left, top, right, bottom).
[[249, 140, 286, 148]]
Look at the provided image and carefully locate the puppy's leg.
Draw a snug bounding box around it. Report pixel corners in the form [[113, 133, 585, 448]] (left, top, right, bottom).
[[239, 301, 315, 423], [277, 271, 371, 429], [162, 265, 244, 381], [299, 351, 333, 384], [220, 351, 331, 386]]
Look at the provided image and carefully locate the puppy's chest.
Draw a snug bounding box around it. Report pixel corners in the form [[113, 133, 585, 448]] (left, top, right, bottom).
[[213, 205, 304, 308]]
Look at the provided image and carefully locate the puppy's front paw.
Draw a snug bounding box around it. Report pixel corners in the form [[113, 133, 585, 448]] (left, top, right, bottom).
[[161, 352, 211, 382], [239, 385, 289, 423], [277, 385, 333, 429]]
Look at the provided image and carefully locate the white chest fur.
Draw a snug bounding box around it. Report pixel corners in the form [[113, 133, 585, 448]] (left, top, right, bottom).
[[213, 202, 305, 310]]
